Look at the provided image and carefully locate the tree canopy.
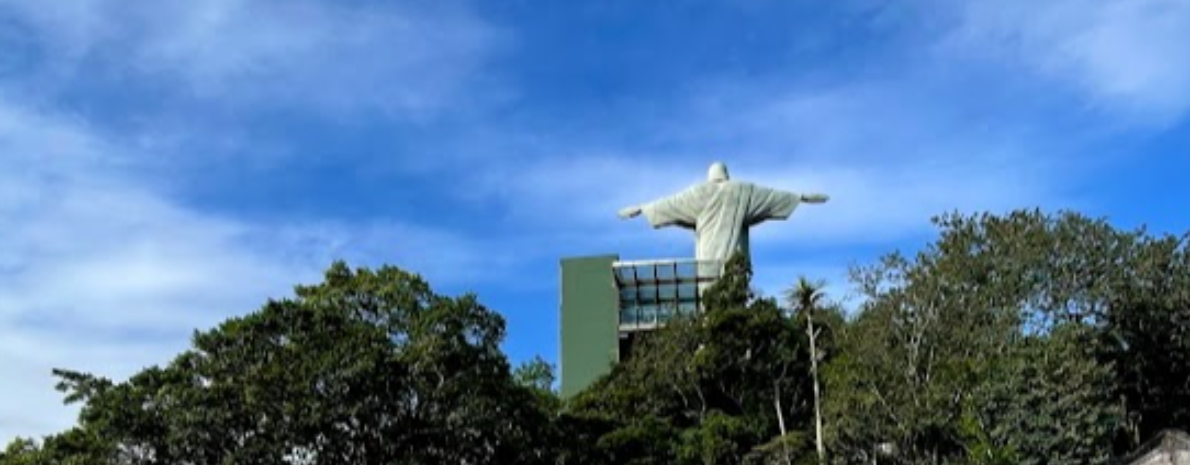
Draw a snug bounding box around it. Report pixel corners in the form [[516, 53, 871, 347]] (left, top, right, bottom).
[[3, 209, 1189, 465], [827, 210, 1188, 464], [1, 262, 556, 465]]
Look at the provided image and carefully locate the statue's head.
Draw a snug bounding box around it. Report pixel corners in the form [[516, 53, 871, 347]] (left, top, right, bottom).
[[708, 162, 730, 183]]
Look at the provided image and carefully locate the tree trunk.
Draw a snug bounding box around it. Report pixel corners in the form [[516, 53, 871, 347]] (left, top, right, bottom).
[[775, 382, 792, 465], [809, 318, 825, 464]]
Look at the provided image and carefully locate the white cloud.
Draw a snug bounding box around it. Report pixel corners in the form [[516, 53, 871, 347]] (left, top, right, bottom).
[[475, 80, 1072, 255], [0, 100, 304, 442], [291, 220, 532, 291], [484, 153, 699, 227], [0, 0, 503, 117], [0, 3, 517, 440], [0, 98, 501, 443], [949, 0, 1190, 125]]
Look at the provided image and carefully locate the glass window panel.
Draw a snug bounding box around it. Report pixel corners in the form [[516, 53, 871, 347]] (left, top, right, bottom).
[[640, 304, 659, 324], [657, 304, 673, 322], [620, 307, 637, 325], [637, 285, 660, 303], [613, 267, 632, 283]]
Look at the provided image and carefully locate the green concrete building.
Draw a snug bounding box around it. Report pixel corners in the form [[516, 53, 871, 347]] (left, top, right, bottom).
[[559, 255, 721, 397]]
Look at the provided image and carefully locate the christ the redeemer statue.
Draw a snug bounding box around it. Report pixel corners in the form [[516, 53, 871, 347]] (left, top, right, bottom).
[[618, 162, 828, 268]]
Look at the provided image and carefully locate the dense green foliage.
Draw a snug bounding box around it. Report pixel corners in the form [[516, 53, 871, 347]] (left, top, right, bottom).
[[1, 263, 556, 464], [3, 210, 1189, 464], [827, 210, 1188, 464]]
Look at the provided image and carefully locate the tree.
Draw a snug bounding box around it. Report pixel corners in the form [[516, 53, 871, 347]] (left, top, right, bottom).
[[824, 210, 1187, 464], [0, 438, 43, 465], [787, 277, 828, 464], [1102, 232, 1190, 449], [7, 261, 556, 465], [966, 323, 1118, 465]]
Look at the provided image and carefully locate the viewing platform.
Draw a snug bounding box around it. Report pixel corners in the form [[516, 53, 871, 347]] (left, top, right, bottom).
[[612, 258, 722, 332]]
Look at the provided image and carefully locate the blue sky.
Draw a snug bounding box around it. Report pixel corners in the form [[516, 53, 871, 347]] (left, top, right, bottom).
[[2, 0, 1189, 442]]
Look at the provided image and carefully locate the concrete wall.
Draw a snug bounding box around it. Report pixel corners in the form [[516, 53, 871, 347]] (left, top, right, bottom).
[[559, 255, 620, 398]]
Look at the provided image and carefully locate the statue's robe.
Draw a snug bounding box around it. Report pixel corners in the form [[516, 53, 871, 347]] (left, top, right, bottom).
[[640, 180, 800, 268]]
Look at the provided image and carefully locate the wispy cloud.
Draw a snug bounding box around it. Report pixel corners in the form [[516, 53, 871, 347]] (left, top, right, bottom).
[[475, 77, 1078, 253], [0, 98, 503, 441], [0, 0, 504, 117], [0, 2, 523, 441], [0, 98, 302, 440], [947, 0, 1190, 126]]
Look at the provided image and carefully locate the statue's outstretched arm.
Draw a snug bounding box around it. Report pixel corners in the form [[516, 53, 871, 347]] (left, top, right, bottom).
[[619, 184, 705, 228], [799, 193, 829, 204]]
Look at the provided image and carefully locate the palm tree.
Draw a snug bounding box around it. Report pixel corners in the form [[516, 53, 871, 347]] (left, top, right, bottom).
[[787, 277, 827, 465]]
